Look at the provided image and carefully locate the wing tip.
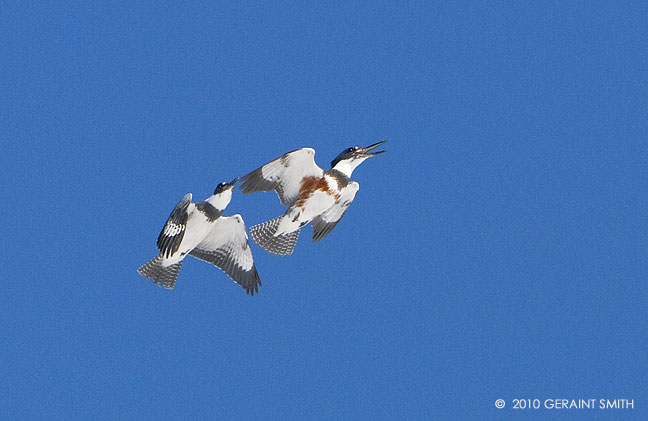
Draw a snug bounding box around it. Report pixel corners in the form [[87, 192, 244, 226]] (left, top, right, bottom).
[[244, 269, 262, 296]]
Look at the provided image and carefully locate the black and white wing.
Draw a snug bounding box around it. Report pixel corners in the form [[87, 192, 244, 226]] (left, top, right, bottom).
[[189, 214, 261, 295], [239, 148, 324, 207], [312, 182, 359, 241], [156, 193, 192, 258]]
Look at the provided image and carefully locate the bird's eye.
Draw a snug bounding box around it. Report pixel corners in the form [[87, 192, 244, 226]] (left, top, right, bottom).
[[214, 183, 226, 194]]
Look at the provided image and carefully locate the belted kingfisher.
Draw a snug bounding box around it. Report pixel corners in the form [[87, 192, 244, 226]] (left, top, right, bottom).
[[137, 179, 261, 295], [239, 141, 387, 255]]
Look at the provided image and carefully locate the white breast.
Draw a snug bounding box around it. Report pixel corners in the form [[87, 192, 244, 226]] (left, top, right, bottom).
[[177, 210, 214, 255]]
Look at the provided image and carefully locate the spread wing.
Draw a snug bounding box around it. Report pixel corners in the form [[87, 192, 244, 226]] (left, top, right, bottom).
[[156, 193, 192, 258], [189, 214, 261, 295], [312, 182, 359, 241], [239, 148, 324, 207]]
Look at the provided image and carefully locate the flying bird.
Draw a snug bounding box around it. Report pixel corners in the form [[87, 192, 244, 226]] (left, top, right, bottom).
[[138, 179, 261, 295], [239, 141, 387, 255]]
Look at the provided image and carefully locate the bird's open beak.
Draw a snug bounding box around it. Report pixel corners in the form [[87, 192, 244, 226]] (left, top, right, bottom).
[[357, 140, 387, 157], [228, 177, 240, 188]]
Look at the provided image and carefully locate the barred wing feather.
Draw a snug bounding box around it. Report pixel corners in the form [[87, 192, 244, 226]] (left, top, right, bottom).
[[189, 215, 261, 295], [156, 193, 192, 258]]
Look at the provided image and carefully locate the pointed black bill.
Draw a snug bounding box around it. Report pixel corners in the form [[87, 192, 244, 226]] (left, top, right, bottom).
[[358, 140, 387, 157], [226, 177, 239, 190]]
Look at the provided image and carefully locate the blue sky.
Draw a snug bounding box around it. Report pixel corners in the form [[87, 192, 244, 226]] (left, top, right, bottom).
[[2, 2, 646, 419]]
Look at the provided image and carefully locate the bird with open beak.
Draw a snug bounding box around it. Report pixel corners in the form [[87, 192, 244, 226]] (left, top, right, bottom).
[[239, 141, 387, 255]]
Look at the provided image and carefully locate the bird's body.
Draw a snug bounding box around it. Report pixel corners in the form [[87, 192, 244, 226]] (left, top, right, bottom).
[[138, 179, 261, 295], [157, 200, 220, 266], [240, 141, 386, 255], [272, 169, 356, 236]]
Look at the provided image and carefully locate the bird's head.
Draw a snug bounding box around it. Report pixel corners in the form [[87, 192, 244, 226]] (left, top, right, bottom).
[[209, 177, 238, 210], [330, 141, 387, 176], [213, 177, 239, 195]]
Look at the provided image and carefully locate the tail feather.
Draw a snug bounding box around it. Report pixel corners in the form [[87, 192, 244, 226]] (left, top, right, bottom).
[[137, 255, 183, 289], [250, 217, 300, 256]]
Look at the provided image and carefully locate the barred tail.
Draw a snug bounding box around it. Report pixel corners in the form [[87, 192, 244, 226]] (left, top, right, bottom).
[[137, 255, 183, 289], [250, 216, 300, 256]]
